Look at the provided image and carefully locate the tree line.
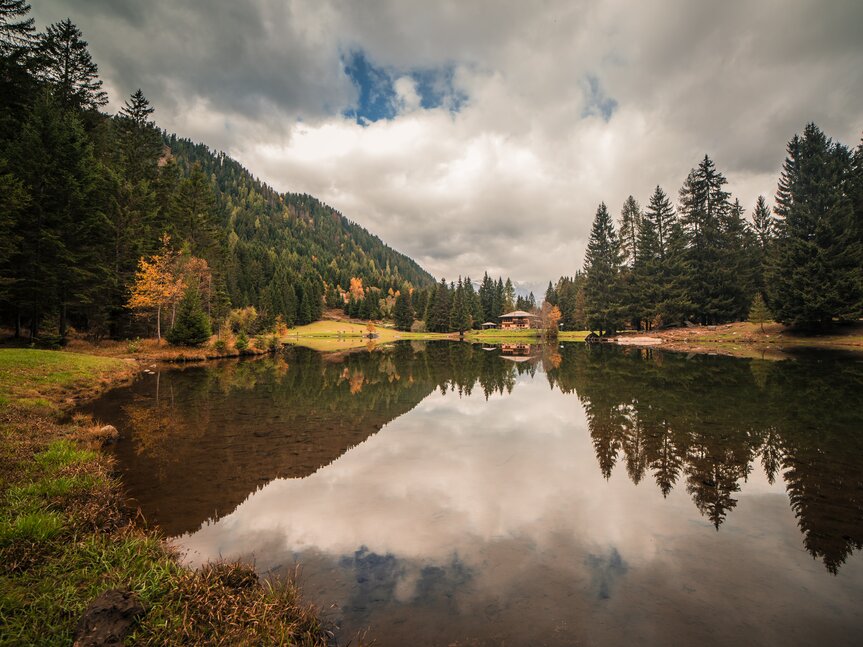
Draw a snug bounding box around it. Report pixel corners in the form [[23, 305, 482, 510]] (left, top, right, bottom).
[[0, 1, 434, 344], [386, 273, 535, 333], [558, 125, 863, 334]]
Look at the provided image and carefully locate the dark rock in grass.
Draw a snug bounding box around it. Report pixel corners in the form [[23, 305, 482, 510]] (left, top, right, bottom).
[[98, 425, 119, 445], [73, 588, 145, 647]]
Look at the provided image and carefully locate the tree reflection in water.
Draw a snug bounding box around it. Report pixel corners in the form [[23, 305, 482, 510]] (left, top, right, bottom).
[[546, 344, 863, 574]]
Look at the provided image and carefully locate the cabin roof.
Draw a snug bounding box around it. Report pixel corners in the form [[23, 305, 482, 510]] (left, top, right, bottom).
[[499, 310, 539, 319]]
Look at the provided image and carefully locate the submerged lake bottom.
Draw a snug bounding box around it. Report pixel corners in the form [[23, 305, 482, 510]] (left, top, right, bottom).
[[82, 341, 863, 646]]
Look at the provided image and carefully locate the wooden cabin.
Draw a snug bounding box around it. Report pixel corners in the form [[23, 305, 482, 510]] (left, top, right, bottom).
[[498, 310, 540, 330]]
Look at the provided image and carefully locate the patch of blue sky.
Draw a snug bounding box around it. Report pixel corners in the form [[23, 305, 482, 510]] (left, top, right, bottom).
[[580, 74, 618, 122], [343, 50, 466, 124]]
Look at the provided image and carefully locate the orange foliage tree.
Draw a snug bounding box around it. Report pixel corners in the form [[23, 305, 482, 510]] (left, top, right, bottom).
[[128, 236, 183, 340], [541, 303, 562, 338], [127, 235, 212, 341], [349, 276, 364, 301]]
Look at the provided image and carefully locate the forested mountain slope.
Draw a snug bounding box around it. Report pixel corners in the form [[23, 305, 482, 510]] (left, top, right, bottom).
[[164, 135, 435, 309]]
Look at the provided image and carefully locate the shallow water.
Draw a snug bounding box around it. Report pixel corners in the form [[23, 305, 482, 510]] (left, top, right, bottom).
[[83, 342, 863, 646]]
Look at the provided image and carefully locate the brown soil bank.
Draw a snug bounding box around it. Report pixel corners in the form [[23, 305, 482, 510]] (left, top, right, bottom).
[[0, 349, 333, 646], [614, 321, 863, 359]]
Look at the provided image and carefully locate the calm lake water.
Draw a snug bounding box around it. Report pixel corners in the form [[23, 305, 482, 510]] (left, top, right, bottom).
[[83, 341, 863, 646]]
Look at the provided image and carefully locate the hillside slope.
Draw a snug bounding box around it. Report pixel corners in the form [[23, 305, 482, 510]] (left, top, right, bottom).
[[165, 136, 435, 309]]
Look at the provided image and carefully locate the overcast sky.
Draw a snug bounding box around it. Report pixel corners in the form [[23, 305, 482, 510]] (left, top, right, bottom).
[[32, 0, 863, 294]]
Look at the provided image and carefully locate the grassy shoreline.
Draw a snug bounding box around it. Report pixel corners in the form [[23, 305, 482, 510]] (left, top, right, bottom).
[[613, 321, 863, 360], [0, 349, 333, 646]]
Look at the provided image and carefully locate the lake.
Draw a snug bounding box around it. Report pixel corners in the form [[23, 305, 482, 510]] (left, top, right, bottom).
[[82, 341, 863, 646]]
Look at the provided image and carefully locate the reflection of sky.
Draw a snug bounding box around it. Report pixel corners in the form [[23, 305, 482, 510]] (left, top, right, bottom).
[[179, 372, 863, 646]]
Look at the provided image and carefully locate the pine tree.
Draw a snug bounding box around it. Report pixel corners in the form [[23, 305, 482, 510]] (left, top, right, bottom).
[[678, 155, 740, 323], [0, 0, 35, 57], [619, 195, 641, 267], [479, 272, 495, 321], [583, 202, 623, 335], [118, 89, 162, 183], [170, 162, 219, 255], [450, 277, 471, 333], [545, 281, 557, 307], [751, 195, 774, 252], [463, 277, 483, 328], [769, 124, 860, 327], [393, 289, 414, 331], [633, 206, 660, 329], [166, 285, 212, 346], [503, 278, 516, 312], [426, 278, 451, 332], [297, 282, 312, 325], [494, 277, 505, 317], [37, 19, 107, 111], [0, 164, 28, 306], [748, 293, 771, 333]]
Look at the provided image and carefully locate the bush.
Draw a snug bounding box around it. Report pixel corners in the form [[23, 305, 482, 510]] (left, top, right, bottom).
[[410, 320, 427, 333], [234, 332, 249, 352], [212, 339, 228, 354], [167, 288, 212, 346], [126, 337, 142, 353], [227, 306, 259, 335]]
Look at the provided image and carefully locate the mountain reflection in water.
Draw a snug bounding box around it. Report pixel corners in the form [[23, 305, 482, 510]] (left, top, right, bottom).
[[84, 342, 863, 646]]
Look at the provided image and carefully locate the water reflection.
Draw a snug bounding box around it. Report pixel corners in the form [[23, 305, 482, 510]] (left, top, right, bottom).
[[545, 344, 863, 573], [83, 342, 863, 646]]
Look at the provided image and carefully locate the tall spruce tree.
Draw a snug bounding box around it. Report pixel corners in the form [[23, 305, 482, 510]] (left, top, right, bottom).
[[0, 1, 37, 142], [37, 19, 107, 111], [678, 155, 740, 324], [170, 162, 219, 256], [751, 195, 774, 252], [0, 0, 34, 57], [393, 288, 414, 330], [633, 201, 661, 328], [769, 124, 861, 327], [118, 89, 162, 183], [450, 277, 471, 333], [619, 195, 641, 267], [503, 278, 516, 312], [545, 281, 558, 307], [426, 278, 451, 332], [583, 202, 623, 335]]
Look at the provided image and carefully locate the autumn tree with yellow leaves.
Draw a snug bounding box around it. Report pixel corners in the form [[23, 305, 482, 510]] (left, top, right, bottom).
[[127, 235, 211, 341]]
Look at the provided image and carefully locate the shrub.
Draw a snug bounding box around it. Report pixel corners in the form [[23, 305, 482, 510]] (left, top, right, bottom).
[[410, 320, 427, 333], [227, 306, 259, 335], [212, 339, 228, 354], [234, 332, 249, 352], [126, 337, 142, 353]]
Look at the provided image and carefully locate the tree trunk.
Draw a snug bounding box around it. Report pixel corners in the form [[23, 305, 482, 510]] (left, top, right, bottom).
[[156, 304, 161, 341], [59, 301, 67, 340]]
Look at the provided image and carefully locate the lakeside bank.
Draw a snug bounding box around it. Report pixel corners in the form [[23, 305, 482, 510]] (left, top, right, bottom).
[[0, 348, 333, 646]]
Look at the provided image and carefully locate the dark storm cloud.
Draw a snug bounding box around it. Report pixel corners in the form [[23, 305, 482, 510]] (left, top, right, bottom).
[[30, 0, 355, 126]]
